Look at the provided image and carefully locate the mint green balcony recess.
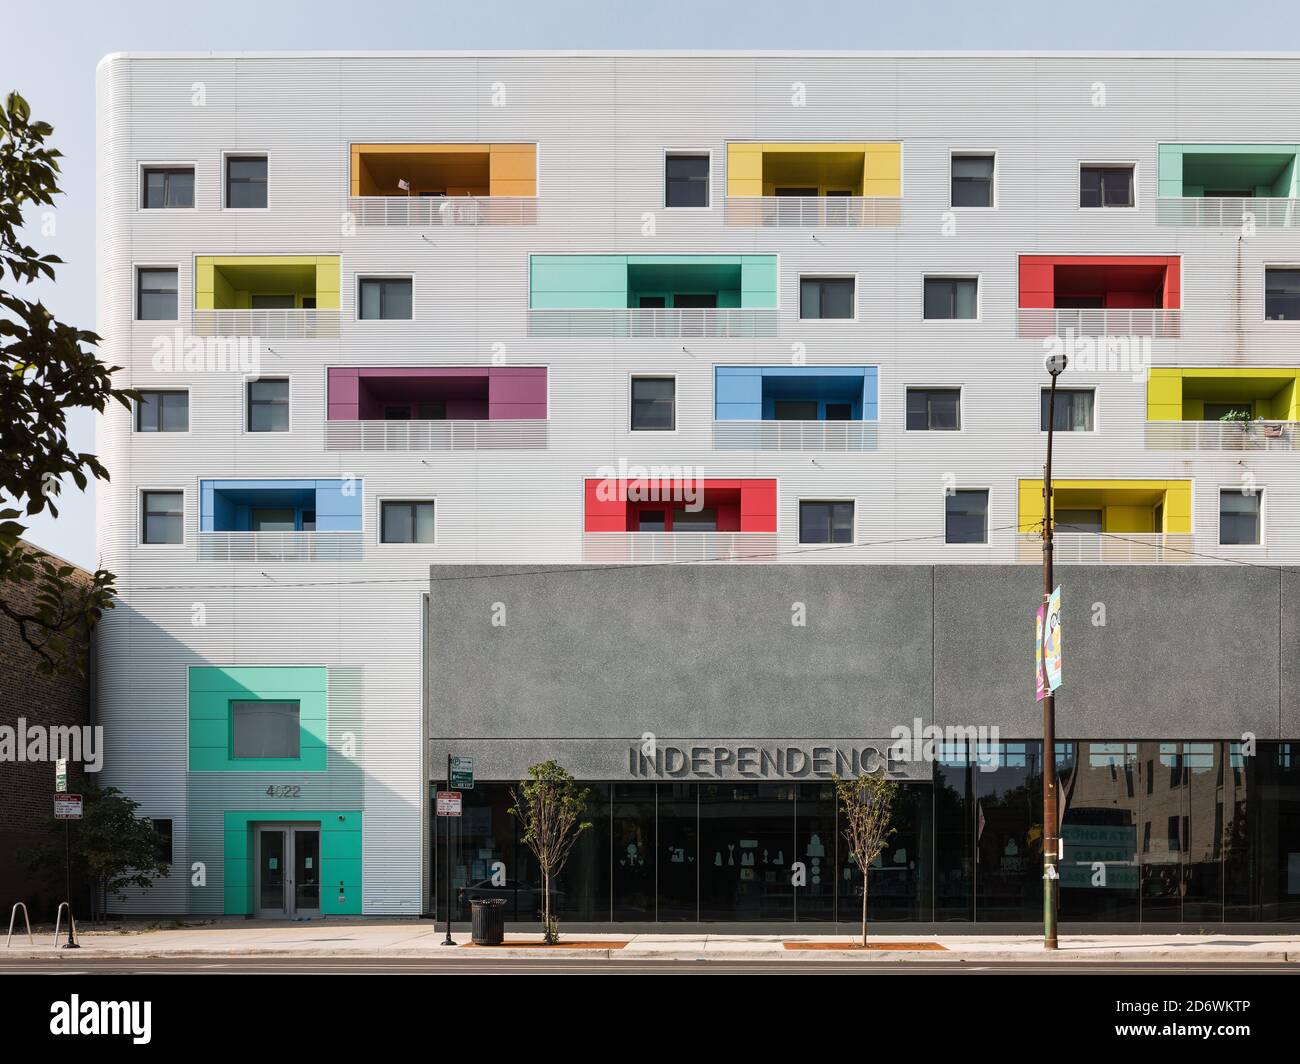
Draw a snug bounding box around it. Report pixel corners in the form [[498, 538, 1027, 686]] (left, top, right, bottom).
[[189, 666, 328, 773], [223, 810, 361, 915], [1158, 144, 1300, 198], [529, 254, 778, 308]]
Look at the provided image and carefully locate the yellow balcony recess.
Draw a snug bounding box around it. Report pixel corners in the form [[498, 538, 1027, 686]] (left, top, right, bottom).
[[1147, 368, 1300, 422], [195, 256, 340, 311], [726, 142, 901, 198], [1017, 479, 1192, 535]]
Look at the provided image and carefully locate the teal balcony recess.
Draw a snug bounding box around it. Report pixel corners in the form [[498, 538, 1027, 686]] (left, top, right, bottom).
[[1158, 144, 1300, 227]]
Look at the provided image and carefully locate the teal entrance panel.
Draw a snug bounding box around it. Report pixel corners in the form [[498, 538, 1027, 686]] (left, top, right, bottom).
[[223, 810, 362, 915]]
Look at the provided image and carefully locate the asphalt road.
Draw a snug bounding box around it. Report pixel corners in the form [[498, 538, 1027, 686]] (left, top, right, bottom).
[[2, 956, 1297, 975]]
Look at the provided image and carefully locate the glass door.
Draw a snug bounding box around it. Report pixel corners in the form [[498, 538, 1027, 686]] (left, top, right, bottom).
[[293, 828, 321, 916], [255, 824, 320, 918], [257, 828, 288, 917]]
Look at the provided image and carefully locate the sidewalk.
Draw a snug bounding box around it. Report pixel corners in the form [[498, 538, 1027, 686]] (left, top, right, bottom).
[[5, 920, 1300, 961]]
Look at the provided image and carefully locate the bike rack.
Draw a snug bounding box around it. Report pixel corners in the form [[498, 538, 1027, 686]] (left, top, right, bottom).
[[52, 902, 78, 949], [6, 903, 33, 948]]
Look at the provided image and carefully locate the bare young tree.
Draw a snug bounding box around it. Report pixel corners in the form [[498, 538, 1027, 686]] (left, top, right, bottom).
[[509, 760, 592, 944], [833, 772, 899, 946]]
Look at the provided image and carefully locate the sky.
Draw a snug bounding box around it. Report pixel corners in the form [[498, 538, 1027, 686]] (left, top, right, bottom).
[[5, 0, 1300, 569]]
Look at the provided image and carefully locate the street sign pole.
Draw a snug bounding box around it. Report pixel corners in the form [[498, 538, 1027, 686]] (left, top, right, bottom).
[[443, 754, 454, 946]]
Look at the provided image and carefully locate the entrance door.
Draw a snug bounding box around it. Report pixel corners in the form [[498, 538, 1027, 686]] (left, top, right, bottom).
[[255, 824, 322, 918]]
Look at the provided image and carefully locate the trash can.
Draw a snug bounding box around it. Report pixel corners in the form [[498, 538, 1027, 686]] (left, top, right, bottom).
[[470, 897, 506, 945]]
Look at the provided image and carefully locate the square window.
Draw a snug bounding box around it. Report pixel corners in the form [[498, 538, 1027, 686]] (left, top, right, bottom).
[[1219, 490, 1260, 545], [1264, 268, 1300, 321], [1080, 165, 1134, 208], [247, 378, 289, 432], [665, 153, 709, 208], [799, 501, 854, 544], [637, 510, 666, 532], [631, 376, 675, 431], [381, 500, 436, 544], [923, 277, 977, 320], [359, 277, 413, 320], [141, 490, 183, 545], [945, 490, 988, 544], [800, 277, 855, 319], [142, 167, 194, 209], [136, 268, 178, 320], [672, 507, 716, 532], [135, 390, 189, 433], [226, 156, 267, 208], [906, 388, 961, 431], [1040, 389, 1095, 431], [230, 700, 299, 759], [951, 154, 994, 208]]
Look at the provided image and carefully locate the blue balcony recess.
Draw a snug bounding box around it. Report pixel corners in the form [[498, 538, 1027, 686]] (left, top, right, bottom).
[[200, 479, 363, 532], [713, 366, 879, 451]]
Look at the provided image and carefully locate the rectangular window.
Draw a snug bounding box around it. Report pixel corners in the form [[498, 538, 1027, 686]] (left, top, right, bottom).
[[1264, 267, 1300, 321], [945, 490, 988, 544], [136, 268, 177, 320], [225, 155, 268, 208], [250, 294, 295, 309], [637, 510, 666, 531], [774, 400, 819, 421], [1040, 388, 1095, 431], [231, 700, 300, 759], [1055, 509, 1103, 534], [151, 819, 174, 864], [630, 376, 675, 431], [247, 378, 289, 432], [381, 500, 436, 544], [923, 277, 977, 320], [799, 501, 854, 544], [142, 167, 194, 209], [359, 277, 413, 320], [135, 390, 189, 433], [672, 507, 716, 532], [1220, 490, 1261, 545], [1080, 165, 1134, 208], [250, 508, 296, 532], [665, 153, 709, 208], [673, 293, 717, 309], [906, 388, 961, 431], [951, 153, 994, 208], [800, 277, 855, 319], [141, 490, 183, 545]]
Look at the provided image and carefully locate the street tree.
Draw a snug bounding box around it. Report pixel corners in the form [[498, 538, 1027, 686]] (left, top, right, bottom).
[[509, 760, 592, 944]]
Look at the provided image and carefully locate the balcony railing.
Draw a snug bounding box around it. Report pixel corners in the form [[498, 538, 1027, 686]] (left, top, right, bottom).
[[197, 531, 363, 563], [192, 309, 340, 339], [325, 419, 549, 452], [346, 196, 538, 227], [723, 195, 902, 228], [1015, 532, 1194, 565], [582, 532, 778, 564], [1157, 197, 1300, 229], [528, 307, 778, 339], [712, 419, 879, 452], [1016, 308, 1181, 339], [1144, 420, 1299, 452]]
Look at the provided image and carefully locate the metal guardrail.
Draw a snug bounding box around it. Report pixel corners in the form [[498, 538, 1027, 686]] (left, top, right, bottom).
[[1016, 308, 1181, 339], [1016, 532, 1195, 565], [346, 196, 538, 227], [527, 307, 779, 339], [1156, 197, 1300, 228], [712, 419, 879, 452], [192, 309, 340, 339], [197, 531, 363, 563], [1144, 420, 1298, 452], [582, 532, 778, 563], [325, 419, 549, 452], [724, 195, 903, 227]]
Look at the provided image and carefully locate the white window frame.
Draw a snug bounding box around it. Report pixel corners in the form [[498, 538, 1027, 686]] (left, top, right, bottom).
[[138, 161, 198, 211], [221, 151, 271, 211], [377, 497, 438, 548], [943, 486, 993, 547], [1216, 485, 1265, 548], [628, 372, 679, 434], [904, 384, 965, 434], [1262, 263, 1300, 325], [662, 148, 713, 211], [243, 375, 293, 437], [949, 149, 998, 211], [355, 274, 416, 323], [796, 498, 856, 546], [797, 273, 858, 322], [134, 263, 181, 323], [138, 487, 187, 549], [133, 387, 192, 436], [1037, 384, 1100, 434], [1077, 160, 1139, 212], [921, 273, 981, 323]]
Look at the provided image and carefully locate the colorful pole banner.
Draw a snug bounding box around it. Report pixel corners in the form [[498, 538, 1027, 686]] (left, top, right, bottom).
[[1035, 604, 1047, 702], [1044, 586, 1062, 692]]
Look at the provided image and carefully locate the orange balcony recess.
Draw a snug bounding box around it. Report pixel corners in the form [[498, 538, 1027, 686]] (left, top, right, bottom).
[[348, 144, 537, 225]]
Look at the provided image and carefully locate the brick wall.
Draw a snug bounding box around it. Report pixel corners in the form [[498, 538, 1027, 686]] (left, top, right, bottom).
[[0, 542, 94, 919]]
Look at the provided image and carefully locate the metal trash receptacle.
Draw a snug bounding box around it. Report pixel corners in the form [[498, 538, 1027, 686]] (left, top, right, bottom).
[[470, 897, 506, 945]]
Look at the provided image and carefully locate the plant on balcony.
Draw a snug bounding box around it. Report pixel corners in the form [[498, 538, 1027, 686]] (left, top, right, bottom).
[[1, 91, 134, 675], [509, 760, 592, 944], [833, 771, 898, 947]]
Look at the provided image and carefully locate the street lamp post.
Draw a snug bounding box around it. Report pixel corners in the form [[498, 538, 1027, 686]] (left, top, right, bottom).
[[1041, 351, 1067, 950]]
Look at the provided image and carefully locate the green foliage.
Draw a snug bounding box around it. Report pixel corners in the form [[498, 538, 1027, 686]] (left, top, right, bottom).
[[509, 760, 592, 943], [0, 90, 134, 675], [833, 772, 899, 944], [25, 779, 172, 905]]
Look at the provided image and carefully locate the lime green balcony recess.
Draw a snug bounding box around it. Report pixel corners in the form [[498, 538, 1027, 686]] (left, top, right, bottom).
[[195, 256, 340, 310], [1147, 368, 1300, 421]]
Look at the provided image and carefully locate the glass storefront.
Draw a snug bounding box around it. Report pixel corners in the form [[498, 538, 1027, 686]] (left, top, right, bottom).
[[433, 741, 1300, 924]]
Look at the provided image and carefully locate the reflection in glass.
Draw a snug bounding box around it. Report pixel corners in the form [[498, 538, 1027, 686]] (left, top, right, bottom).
[[1058, 743, 1140, 921], [612, 784, 655, 920], [657, 784, 698, 920], [699, 783, 795, 921]]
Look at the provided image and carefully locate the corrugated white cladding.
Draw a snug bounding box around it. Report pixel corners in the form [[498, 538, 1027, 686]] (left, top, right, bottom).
[[98, 52, 1300, 913]]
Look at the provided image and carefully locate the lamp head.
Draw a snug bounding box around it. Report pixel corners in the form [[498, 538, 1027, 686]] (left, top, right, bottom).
[[1043, 351, 1069, 378]]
